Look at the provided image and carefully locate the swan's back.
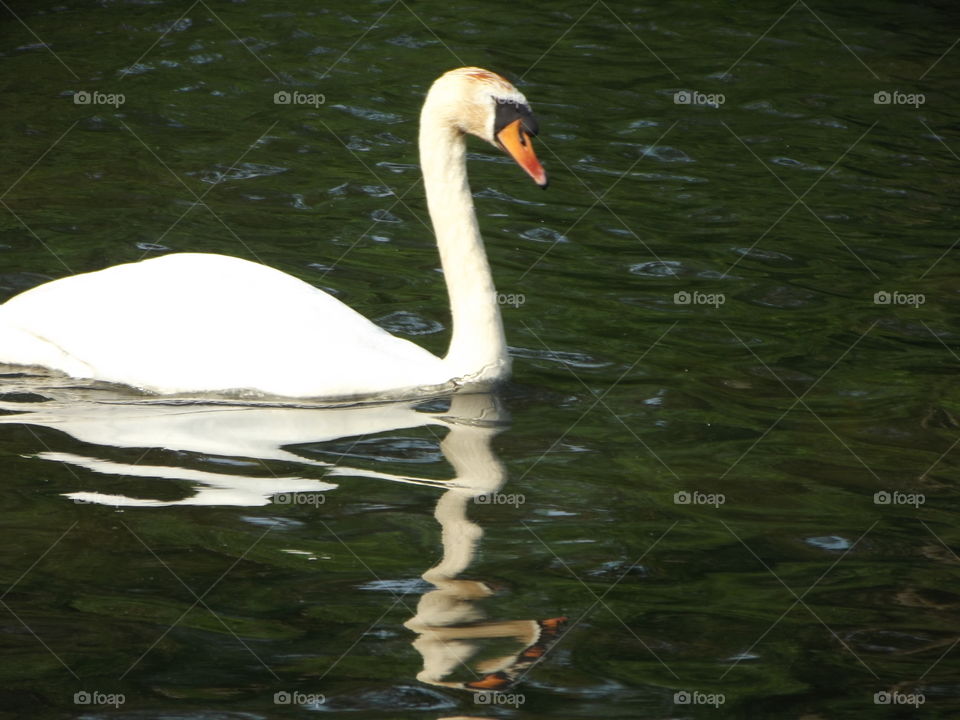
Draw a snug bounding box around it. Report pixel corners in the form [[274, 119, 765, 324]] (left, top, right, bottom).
[[0, 253, 447, 398]]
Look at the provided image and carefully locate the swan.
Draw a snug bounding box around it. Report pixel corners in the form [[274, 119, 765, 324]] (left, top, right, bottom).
[[0, 67, 547, 399]]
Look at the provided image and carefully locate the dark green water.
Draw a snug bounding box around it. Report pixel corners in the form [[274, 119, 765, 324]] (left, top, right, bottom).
[[2, 1, 960, 718]]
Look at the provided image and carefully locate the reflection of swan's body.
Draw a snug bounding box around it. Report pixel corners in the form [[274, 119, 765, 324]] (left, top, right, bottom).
[[0, 389, 457, 505], [2, 385, 564, 690], [0, 67, 547, 399], [0, 396, 449, 505]]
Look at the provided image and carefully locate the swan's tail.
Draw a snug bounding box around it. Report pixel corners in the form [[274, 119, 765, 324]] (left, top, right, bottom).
[[0, 310, 93, 377]]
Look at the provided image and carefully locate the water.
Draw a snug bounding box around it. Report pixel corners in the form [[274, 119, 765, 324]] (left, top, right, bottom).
[[2, 1, 959, 718]]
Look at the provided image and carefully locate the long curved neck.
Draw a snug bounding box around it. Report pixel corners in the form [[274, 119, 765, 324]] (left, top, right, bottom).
[[419, 108, 509, 383]]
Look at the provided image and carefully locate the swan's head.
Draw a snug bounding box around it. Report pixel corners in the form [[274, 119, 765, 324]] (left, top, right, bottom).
[[423, 67, 548, 188]]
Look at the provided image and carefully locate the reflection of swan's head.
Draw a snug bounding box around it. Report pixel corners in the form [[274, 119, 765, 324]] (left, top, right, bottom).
[[422, 66, 547, 187]]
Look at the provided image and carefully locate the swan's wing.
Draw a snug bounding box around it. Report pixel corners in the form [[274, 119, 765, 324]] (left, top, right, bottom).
[[0, 253, 446, 397]]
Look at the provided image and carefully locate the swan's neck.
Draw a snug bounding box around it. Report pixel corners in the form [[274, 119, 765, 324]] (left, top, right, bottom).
[[420, 112, 509, 384]]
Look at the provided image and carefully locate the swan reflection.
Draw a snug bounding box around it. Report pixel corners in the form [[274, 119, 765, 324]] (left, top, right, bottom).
[[0, 380, 564, 694]]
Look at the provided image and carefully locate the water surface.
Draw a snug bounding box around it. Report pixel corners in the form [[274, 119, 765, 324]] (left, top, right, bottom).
[[1, 1, 959, 718]]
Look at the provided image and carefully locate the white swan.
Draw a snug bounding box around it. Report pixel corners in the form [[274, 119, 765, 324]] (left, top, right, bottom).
[[0, 67, 547, 399]]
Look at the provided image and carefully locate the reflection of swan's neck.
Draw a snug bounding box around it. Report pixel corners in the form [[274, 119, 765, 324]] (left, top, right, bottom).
[[399, 394, 505, 587], [422, 490, 485, 587], [406, 409, 506, 670], [428, 416, 506, 570], [416, 398, 506, 588], [419, 105, 508, 383], [408, 396, 561, 691]]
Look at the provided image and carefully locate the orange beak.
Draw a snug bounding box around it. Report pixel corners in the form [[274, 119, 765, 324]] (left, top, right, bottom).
[[496, 118, 548, 188]]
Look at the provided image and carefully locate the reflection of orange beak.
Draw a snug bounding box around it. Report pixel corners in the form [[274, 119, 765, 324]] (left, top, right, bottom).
[[496, 118, 548, 188]]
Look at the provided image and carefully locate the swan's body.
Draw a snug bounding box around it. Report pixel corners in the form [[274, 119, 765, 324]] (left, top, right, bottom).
[[0, 253, 448, 397], [0, 68, 546, 399]]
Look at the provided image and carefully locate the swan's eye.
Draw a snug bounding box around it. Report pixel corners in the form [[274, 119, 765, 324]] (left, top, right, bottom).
[[493, 98, 539, 138]]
